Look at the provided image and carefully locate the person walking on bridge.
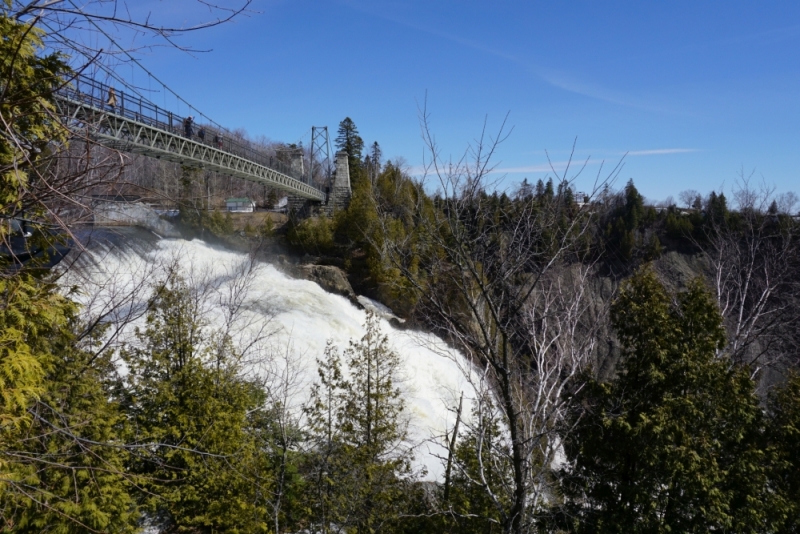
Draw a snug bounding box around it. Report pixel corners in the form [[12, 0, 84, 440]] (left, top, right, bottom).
[[183, 116, 194, 138], [106, 87, 117, 110]]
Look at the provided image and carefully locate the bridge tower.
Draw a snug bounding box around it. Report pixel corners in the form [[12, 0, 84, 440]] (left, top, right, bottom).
[[329, 150, 352, 212], [289, 128, 351, 217], [310, 126, 333, 190]]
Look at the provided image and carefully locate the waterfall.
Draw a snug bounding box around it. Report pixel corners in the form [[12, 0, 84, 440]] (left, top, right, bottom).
[[60, 227, 475, 480]]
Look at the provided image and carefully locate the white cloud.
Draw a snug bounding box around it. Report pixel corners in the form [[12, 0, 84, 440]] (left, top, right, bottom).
[[491, 163, 568, 174], [626, 148, 700, 156]]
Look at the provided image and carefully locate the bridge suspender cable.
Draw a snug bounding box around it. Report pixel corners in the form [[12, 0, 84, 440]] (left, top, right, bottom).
[[64, 0, 230, 136]]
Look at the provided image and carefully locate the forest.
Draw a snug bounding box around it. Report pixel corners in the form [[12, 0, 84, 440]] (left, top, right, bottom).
[[2, 2, 800, 533]]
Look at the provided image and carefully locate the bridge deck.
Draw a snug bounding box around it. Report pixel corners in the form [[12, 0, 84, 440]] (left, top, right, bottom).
[[54, 75, 325, 201]]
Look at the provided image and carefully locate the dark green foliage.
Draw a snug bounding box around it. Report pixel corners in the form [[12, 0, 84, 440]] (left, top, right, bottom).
[[706, 191, 730, 228], [304, 342, 347, 533], [287, 215, 335, 254], [304, 313, 415, 534], [643, 232, 663, 260], [604, 179, 646, 262], [442, 395, 513, 534], [766, 374, 800, 533], [332, 160, 434, 316], [121, 274, 270, 532], [0, 288, 139, 533], [666, 207, 694, 239], [556, 267, 768, 533], [336, 117, 365, 165]]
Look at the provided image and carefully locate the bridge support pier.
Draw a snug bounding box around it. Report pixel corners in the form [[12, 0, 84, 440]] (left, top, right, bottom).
[[289, 150, 351, 218]]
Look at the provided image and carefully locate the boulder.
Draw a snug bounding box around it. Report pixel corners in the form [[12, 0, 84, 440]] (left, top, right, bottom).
[[291, 264, 357, 302]]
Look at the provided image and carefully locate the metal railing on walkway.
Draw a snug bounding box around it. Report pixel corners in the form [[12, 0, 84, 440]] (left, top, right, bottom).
[[55, 73, 320, 195]]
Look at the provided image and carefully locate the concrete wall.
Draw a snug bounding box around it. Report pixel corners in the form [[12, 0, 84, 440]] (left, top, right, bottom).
[[93, 201, 180, 237]]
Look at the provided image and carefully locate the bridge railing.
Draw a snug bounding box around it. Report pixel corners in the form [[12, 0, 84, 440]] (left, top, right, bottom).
[[57, 74, 317, 189]]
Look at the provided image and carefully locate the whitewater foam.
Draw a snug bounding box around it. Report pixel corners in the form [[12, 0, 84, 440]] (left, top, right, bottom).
[[61, 232, 475, 480]]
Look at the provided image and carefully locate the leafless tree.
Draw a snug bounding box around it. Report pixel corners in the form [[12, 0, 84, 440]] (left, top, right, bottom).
[[8, 0, 253, 59], [375, 107, 620, 533], [701, 178, 800, 378], [679, 189, 702, 209]]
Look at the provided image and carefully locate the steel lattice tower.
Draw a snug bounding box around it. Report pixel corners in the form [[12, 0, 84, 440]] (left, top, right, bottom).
[[309, 126, 333, 190]]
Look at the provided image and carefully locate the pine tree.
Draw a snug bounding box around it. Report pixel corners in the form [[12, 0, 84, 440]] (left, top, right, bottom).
[[304, 341, 348, 534], [705, 190, 730, 227], [604, 179, 646, 262], [367, 141, 382, 183], [121, 274, 270, 532], [335, 117, 365, 162], [517, 178, 533, 200], [444, 394, 514, 534], [555, 267, 767, 533], [305, 313, 415, 534], [766, 373, 800, 533]]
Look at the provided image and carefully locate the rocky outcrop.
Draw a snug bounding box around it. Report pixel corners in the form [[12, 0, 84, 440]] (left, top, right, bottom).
[[357, 295, 406, 324], [289, 263, 357, 302]]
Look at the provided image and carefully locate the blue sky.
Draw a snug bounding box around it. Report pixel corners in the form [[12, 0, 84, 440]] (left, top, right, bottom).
[[118, 0, 799, 203]]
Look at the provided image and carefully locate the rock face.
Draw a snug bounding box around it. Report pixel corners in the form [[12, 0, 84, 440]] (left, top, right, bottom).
[[290, 264, 356, 302]]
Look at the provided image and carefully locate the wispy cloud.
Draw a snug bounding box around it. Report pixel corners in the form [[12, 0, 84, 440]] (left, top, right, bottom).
[[338, 0, 683, 114], [337, 0, 520, 63], [493, 149, 699, 173], [539, 71, 688, 114], [491, 164, 557, 174], [340, 0, 670, 112], [407, 149, 697, 177], [626, 148, 700, 156]]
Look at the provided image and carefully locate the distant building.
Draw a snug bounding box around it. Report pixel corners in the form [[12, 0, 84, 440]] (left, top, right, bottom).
[[226, 197, 255, 212]]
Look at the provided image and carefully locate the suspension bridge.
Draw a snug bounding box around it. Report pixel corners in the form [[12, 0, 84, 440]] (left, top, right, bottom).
[[53, 74, 331, 202]]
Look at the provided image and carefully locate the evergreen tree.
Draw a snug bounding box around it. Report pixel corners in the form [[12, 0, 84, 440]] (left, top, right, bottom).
[[366, 141, 382, 184], [304, 341, 348, 534], [305, 313, 414, 534], [443, 394, 514, 534], [339, 312, 413, 533], [622, 179, 645, 229], [0, 12, 70, 230], [605, 179, 646, 262], [0, 318, 139, 532], [766, 373, 800, 533], [555, 267, 767, 533], [517, 178, 533, 200], [0, 18, 139, 530], [121, 274, 270, 532], [335, 117, 365, 162], [370, 141, 382, 171], [705, 190, 730, 227]]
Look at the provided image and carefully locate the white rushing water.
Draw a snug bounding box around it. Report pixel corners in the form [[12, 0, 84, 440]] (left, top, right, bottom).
[[62, 230, 476, 480]]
